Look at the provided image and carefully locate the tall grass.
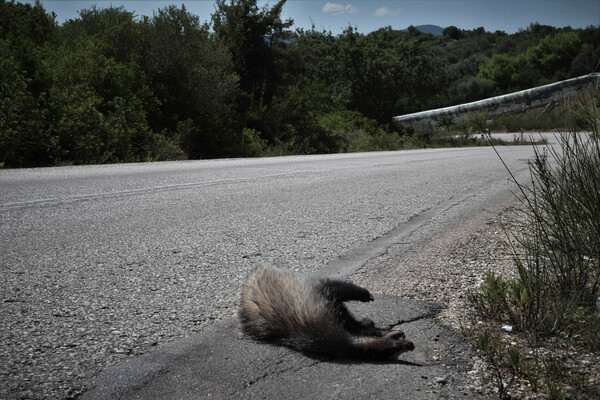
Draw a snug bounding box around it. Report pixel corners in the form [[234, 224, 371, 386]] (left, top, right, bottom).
[[468, 94, 600, 398], [472, 95, 599, 335]]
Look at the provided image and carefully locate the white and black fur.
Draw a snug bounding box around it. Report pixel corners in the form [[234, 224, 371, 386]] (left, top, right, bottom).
[[238, 266, 415, 361]]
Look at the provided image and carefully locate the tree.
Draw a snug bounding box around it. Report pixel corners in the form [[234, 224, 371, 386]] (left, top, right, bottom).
[[443, 25, 462, 40], [288, 28, 349, 110], [0, 43, 54, 167], [60, 5, 140, 64], [212, 0, 293, 124], [525, 30, 582, 83], [406, 25, 420, 36], [478, 53, 517, 91], [337, 27, 445, 123], [478, 30, 587, 93], [137, 5, 239, 157], [0, 0, 58, 167], [571, 43, 600, 75], [48, 33, 169, 164]]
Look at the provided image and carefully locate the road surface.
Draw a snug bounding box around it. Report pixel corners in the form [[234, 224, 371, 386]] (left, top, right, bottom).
[[1, 144, 542, 399]]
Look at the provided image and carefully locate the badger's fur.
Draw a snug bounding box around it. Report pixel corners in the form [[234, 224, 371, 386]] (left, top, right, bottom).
[[238, 266, 415, 361]]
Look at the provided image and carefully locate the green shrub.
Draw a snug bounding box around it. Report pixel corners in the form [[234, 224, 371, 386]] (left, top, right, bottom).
[[240, 128, 269, 157], [475, 97, 599, 337], [317, 110, 382, 152], [469, 96, 600, 398]]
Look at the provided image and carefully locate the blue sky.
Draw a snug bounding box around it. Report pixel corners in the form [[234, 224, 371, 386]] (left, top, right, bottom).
[[28, 0, 600, 34]]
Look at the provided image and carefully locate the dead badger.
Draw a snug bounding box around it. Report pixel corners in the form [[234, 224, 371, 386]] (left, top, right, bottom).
[[238, 266, 415, 360]]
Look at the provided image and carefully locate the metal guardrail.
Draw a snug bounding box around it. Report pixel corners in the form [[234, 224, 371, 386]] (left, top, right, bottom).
[[393, 73, 600, 125]]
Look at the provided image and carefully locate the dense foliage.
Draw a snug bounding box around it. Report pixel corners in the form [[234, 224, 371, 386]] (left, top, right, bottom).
[[1, 0, 599, 167]]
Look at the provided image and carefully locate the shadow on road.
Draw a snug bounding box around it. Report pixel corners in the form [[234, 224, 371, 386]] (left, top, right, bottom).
[[82, 296, 475, 399]]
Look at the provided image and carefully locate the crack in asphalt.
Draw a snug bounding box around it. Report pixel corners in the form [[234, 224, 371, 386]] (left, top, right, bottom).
[[317, 180, 501, 280], [318, 163, 530, 282], [388, 307, 443, 330], [232, 356, 326, 396]]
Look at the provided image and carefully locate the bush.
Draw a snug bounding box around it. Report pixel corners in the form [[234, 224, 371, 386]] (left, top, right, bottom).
[[317, 110, 382, 152], [240, 128, 269, 157], [469, 96, 600, 398], [506, 106, 600, 336], [477, 99, 599, 337]]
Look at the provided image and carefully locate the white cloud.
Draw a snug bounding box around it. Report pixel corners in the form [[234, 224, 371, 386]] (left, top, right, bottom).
[[323, 3, 344, 13], [322, 3, 358, 16], [375, 7, 387, 17], [374, 6, 401, 17]]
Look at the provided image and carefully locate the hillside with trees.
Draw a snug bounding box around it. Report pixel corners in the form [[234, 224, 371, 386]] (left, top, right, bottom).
[[1, 0, 599, 168]]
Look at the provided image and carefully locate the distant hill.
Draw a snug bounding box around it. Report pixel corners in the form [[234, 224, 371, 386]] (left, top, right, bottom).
[[403, 25, 445, 36]]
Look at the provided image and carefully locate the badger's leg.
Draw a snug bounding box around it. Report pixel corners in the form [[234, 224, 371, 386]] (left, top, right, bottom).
[[341, 313, 379, 336], [369, 328, 408, 339], [319, 279, 374, 302], [352, 332, 415, 361], [380, 330, 406, 339], [353, 319, 407, 339], [358, 317, 375, 329]]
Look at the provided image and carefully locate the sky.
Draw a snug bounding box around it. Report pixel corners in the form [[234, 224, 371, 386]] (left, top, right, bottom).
[[26, 0, 600, 34]]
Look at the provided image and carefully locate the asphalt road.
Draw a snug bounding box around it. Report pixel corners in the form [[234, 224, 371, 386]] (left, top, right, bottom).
[[1, 144, 540, 399]]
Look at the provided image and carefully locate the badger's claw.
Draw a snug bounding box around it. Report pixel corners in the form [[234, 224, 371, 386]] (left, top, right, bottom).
[[386, 330, 406, 340]]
